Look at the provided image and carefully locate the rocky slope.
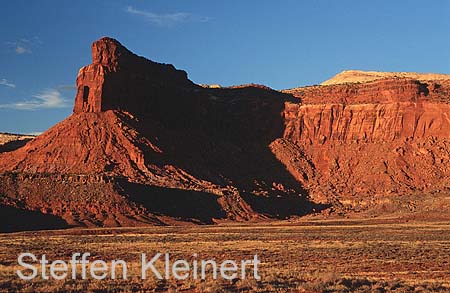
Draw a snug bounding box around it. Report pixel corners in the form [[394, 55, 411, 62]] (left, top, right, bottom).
[[1, 37, 450, 231]]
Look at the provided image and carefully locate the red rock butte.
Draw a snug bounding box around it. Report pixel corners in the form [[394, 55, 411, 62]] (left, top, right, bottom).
[[1, 37, 450, 231], [73, 37, 193, 113]]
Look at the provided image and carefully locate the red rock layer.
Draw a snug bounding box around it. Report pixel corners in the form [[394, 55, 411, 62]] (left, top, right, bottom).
[[283, 102, 450, 144], [276, 78, 450, 206], [284, 78, 450, 104]]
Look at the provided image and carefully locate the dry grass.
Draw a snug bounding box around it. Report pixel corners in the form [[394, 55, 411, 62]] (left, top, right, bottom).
[[1, 220, 450, 292]]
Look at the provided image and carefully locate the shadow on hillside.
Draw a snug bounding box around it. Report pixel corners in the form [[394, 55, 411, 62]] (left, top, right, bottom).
[[131, 85, 328, 219], [0, 139, 33, 153], [118, 181, 227, 224], [0, 205, 69, 233], [241, 192, 329, 219]]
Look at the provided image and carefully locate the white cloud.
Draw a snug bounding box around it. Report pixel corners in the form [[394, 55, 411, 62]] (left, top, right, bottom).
[[20, 37, 43, 45], [0, 79, 15, 88], [5, 37, 41, 55], [0, 88, 70, 110], [15, 46, 31, 54], [125, 6, 211, 26], [26, 131, 43, 136]]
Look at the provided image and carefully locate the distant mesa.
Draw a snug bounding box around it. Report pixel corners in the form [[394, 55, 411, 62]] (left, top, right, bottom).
[[0, 132, 35, 153], [321, 69, 450, 85], [199, 84, 222, 89]]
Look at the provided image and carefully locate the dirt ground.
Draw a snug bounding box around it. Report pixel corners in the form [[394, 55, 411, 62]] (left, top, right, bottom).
[[1, 219, 450, 292]]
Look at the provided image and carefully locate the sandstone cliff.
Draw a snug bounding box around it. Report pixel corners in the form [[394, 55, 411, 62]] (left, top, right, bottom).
[[279, 77, 450, 208], [74, 37, 194, 113]]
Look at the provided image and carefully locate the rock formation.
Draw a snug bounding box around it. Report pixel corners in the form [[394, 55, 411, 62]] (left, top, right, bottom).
[[1, 37, 450, 231], [321, 70, 450, 85], [74, 37, 194, 113], [280, 77, 450, 208], [0, 37, 315, 231], [283, 79, 450, 143]]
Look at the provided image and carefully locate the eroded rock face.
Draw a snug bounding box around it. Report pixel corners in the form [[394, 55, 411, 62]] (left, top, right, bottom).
[[278, 78, 450, 206], [283, 102, 450, 144], [282, 79, 450, 147], [73, 37, 194, 114], [285, 78, 435, 104]]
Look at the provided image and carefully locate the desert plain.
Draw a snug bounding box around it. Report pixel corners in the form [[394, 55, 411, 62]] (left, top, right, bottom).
[[1, 217, 450, 292]]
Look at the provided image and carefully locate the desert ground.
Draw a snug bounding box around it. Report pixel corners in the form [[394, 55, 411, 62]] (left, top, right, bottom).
[[1, 219, 450, 292]]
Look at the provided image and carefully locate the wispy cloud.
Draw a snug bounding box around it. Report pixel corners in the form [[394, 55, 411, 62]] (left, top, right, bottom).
[[5, 37, 42, 55], [57, 84, 77, 91], [125, 6, 211, 26], [0, 79, 15, 88], [15, 46, 31, 54], [0, 88, 70, 110]]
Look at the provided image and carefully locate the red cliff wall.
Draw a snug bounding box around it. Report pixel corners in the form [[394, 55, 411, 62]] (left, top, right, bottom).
[[283, 102, 450, 144], [285, 78, 437, 104], [274, 79, 450, 205]]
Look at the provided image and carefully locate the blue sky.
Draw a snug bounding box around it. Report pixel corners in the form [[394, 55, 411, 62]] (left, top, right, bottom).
[[0, 0, 449, 134]]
